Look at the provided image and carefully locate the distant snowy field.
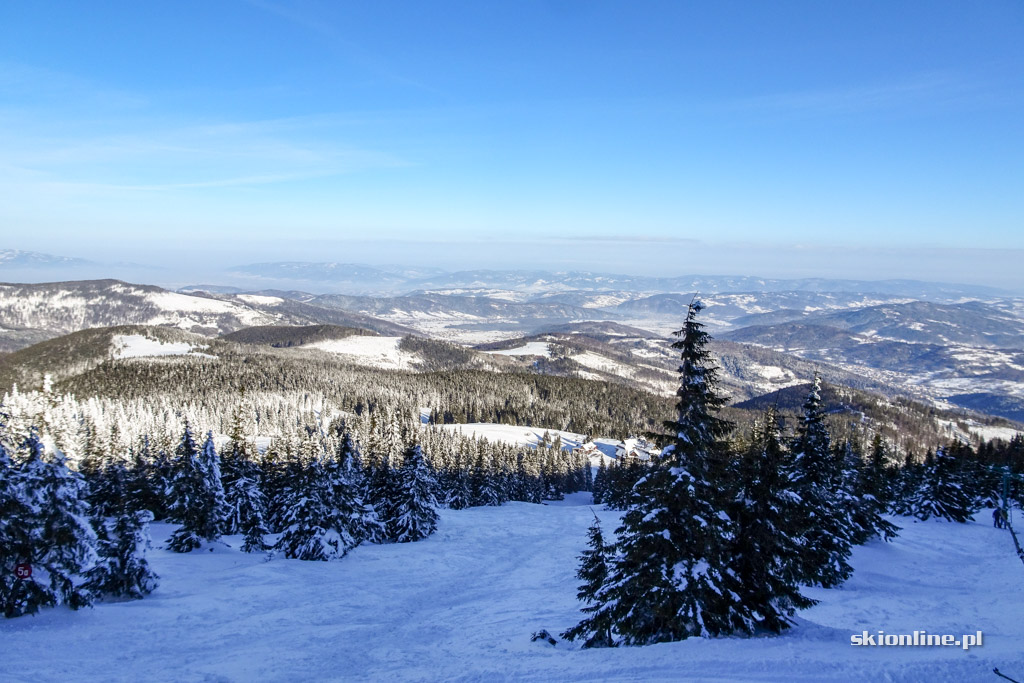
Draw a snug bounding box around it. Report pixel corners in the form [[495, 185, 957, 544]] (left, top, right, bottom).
[[111, 334, 215, 360], [482, 341, 552, 357], [305, 336, 416, 370], [2, 497, 1022, 682], [436, 422, 587, 449]]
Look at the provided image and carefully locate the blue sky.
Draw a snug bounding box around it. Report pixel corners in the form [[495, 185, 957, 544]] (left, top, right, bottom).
[[1, 1, 1022, 287]]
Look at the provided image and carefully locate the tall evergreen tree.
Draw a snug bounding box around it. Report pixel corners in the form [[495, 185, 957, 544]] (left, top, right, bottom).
[[0, 438, 51, 618], [560, 514, 616, 648], [732, 409, 816, 633], [842, 439, 899, 544], [227, 473, 270, 552], [365, 458, 400, 542], [390, 445, 439, 543], [470, 451, 501, 507], [907, 446, 976, 522], [275, 457, 361, 561], [335, 432, 384, 544], [10, 430, 97, 614], [788, 377, 854, 588], [86, 509, 159, 600], [596, 300, 750, 645], [167, 424, 224, 552], [591, 459, 608, 505]]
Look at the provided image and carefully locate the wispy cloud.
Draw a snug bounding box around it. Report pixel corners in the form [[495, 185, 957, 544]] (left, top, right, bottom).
[[0, 60, 148, 110], [243, 0, 440, 94], [722, 72, 990, 116], [0, 109, 412, 196]]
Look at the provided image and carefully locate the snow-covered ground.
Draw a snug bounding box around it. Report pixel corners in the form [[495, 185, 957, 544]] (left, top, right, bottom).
[[482, 341, 552, 358], [2, 499, 1022, 681], [305, 336, 416, 371], [436, 422, 586, 450], [111, 334, 214, 360]]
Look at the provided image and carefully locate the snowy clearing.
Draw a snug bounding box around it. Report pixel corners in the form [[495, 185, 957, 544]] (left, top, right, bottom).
[[1, 499, 1022, 681], [111, 334, 213, 360], [570, 351, 635, 377], [483, 341, 552, 357], [304, 336, 416, 371], [237, 294, 284, 306], [435, 422, 586, 450]]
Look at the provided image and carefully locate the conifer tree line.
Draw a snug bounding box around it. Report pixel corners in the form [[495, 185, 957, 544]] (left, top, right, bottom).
[[0, 387, 591, 618], [50, 348, 673, 440], [564, 301, 1017, 648]]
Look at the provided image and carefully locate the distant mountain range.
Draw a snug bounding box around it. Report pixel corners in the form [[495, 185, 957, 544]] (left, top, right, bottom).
[[2, 259, 1023, 424], [226, 261, 1014, 299], [0, 279, 415, 353], [0, 249, 94, 268]]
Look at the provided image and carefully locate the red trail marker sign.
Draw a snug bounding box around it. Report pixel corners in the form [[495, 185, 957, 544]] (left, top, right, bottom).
[[15, 563, 32, 579]]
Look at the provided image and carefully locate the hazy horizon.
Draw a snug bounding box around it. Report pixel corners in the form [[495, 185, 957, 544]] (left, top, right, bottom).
[[2, 242, 1021, 296], [2, 2, 1022, 291]]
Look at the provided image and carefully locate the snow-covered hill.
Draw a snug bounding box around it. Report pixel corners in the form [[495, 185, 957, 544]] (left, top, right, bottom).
[[0, 280, 414, 352], [0, 280, 281, 351], [1, 497, 1021, 681]]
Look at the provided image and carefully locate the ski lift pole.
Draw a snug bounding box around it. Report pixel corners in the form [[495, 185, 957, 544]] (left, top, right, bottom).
[[993, 667, 1021, 682], [1003, 469, 1011, 526]]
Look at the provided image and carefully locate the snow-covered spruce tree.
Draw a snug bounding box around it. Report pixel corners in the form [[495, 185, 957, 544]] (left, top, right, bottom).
[[126, 440, 173, 520], [891, 451, 926, 515], [907, 446, 976, 523], [731, 409, 816, 633], [591, 458, 608, 505], [86, 453, 129, 519], [0, 438, 52, 618], [219, 412, 261, 536], [275, 457, 361, 561], [597, 300, 749, 645], [166, 425, 225, 552], [787, 377, 854, 588], [443, 465, 473, 510], [470, 451, 501, 507], [841, 439, 898, 544], [602, 460, 644, 511], [334, 431, 384, 544], [220, 405, 257, 491], [226, 473, 270, 553], [86, 509, 158, 600], [365, 457, 400, 542], [560, 514, 616, 648], [390, 445, 439, 543], [16, 429, 97, 613]]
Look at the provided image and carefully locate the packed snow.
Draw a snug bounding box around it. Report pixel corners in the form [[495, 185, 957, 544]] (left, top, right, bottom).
[[483, 341, 552, 358], [2, 498, 1022, 681], [304, 336, 416, 371], [111, 335, 214, 360]]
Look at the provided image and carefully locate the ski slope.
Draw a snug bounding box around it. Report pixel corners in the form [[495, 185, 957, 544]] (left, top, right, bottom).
[[1, 498, 1022, 682]]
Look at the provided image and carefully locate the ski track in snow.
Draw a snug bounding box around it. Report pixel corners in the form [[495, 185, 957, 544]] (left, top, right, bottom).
[[1, 498, 1023, 682]]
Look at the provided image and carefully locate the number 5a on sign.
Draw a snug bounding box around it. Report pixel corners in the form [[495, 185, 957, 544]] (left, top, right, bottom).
[[15, 563, 32, 579]]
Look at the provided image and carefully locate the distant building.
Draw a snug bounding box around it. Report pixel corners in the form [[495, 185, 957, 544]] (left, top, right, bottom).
[[615, 437, 659, 462]]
